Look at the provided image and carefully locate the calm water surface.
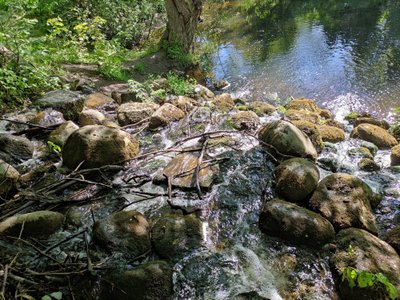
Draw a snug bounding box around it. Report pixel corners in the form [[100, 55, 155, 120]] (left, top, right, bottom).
[[211, 0, 400, 118]]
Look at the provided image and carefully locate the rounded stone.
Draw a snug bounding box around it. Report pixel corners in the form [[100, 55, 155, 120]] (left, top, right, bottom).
[[308, 173, 379, 233], [230, 111, 260, 130], [390, 144, 400, 166], [0, 160, 20, 197], [48, 121, 79, 147], [259, 199, 335, 248], [62, 125, 139, 169], [351, 123, 398, 149], [258, 120, 318, 161], [275, 158, 320, 203], [93, 210, 150, 257], [317, 125, 345, 143], [117, 102, 159, 126], [79, 109, 106, 126]]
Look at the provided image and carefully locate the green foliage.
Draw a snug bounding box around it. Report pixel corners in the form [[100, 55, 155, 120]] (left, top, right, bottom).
[[342, 267, 398, 300], [161, 39, 193, 67], [166, 72, 196, 96], [41, 291, 62, 300], [47, 141, 62, 156]]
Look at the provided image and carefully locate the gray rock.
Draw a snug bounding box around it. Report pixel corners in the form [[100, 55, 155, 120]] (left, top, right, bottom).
[[258, 120, 318, 161], [36, 90, 84, 120], [259, 199, 335, 248], [149, 103, 185, 129], [275, 158, 320, 204], [48, 121, 79, 147], [79, 109, 106, 126], [62, 125, 139, 169], [30, 109, 65, 127], [117, 102, 159, 126], [0, 134, 34, 164]]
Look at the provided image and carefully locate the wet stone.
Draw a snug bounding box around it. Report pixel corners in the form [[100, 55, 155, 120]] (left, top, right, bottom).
[[151, 213, 203, 260], [351, 123, 398, 149], [0, 211, 64, 238], [0, 159, 20, 197], [0, 134, 34, 164], [259, 199, 335, 248], [149, 103, 185, 129], [48, 121, 79, 147], [93, 210, 151, 257], [36, 90, 84, 120]]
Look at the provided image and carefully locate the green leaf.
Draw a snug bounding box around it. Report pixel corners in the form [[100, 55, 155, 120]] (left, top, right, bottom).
[[357, 271, 374, 288], [41, 296, 52, 300], [50, 292, 62, 300]]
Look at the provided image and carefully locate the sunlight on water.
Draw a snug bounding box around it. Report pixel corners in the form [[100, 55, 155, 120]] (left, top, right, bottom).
[[212, 0, 400, 118]]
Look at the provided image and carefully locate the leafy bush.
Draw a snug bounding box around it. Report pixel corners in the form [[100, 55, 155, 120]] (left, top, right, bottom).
[[166, 72, 196, 96], [342, 267, 398, 300]]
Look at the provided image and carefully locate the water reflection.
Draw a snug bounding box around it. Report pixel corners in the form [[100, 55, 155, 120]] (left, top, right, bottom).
[[211, 0, 400, 118]]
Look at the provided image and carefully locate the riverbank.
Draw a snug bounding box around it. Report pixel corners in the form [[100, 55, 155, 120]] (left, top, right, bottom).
[[0, 78, 400, 299]]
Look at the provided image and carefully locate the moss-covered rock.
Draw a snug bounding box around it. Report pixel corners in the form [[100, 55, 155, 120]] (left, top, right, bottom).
[[0, 210, 64, 238], [258, 120, 318, 161], [171, 96, 198, 112], [100, 261, 173, 300], [79, 109, 106, 126], [275, 158, 319, 204], [93, 210, 150, 257], [117, 102, 159, 126], [36, 90, 84, 120], [330, 228, 400, 299], [389, 123, 400, 141], [308, 173, 379, 233], [358, 158, 380, 172], [212, 93, 235, 112], [390, 144, 400, 166], [48, 121, 79, 147], [317, 125, 345, 143], [292, 120, 324, 152], [230, 111, 260, 130], [149, 103, 185, 129], [285, 109, 320, 124], [259, 199, 335, 248], [285, 98, 320, 113], [354, 117, 390, 130], [351, 124, 398, 149], [249, 101, 276, 116], [151, 214, 203, 260], [347, 147, 374, 159], [62, 125, 139, 169], [0, 159, 19, 197]]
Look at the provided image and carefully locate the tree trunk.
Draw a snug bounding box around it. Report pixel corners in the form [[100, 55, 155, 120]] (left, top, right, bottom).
[[164, 0, 203, 53]]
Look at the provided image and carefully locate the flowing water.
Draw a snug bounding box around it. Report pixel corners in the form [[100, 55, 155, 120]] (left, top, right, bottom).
[[210, 0, 400, 119]]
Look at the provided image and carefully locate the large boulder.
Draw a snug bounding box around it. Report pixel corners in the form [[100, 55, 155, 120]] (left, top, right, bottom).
[[0, 211, 64, 238], [390, 144, 400, 166], [0, 134, 34, 164], [308, 173, 379, 233], [100, 261, 173, 300], [160, 153, 218, 189], [259, 199, 335, 248], [48, 121, 79, 147], [258, 120, 318, 161], [93, 210, 151, 257], [151, 214, 203, 260], [0, 160, 20, 197], [117, 102, 159, 126], [351, 124, 398, 149], [62, 125, 139, 169], [36, 90, 84, 120], [330, 228, 400, 299], [275, 158, 319, 204], [354, 117, 390, 129], [149, 103, 185, 129], [317, 125, 345, 143]]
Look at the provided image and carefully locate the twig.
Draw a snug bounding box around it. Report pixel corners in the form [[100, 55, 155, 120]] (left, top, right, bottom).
[[42, 229, 87, 254], [1, 265, 8, 297], [0, 117, 50, 129]]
